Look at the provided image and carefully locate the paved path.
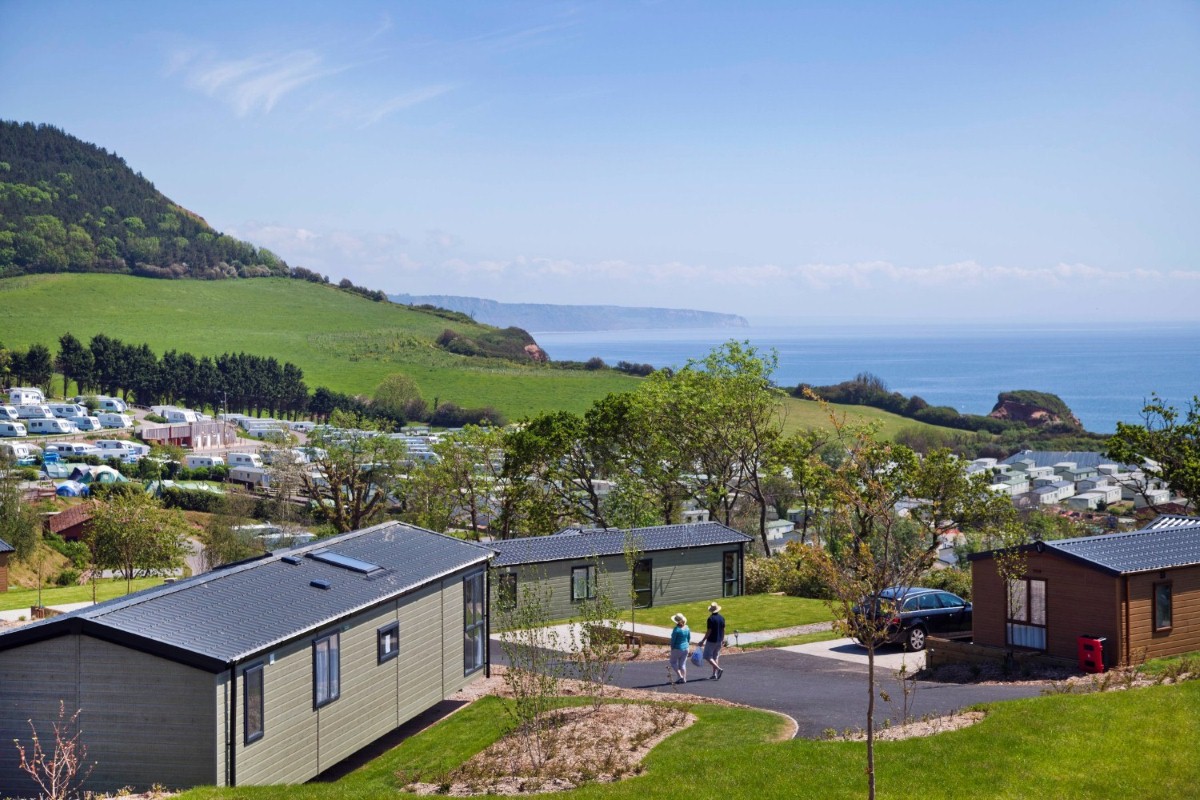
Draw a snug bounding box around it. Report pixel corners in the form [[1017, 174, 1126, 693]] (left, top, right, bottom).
[[489, 634, 1044, 739]]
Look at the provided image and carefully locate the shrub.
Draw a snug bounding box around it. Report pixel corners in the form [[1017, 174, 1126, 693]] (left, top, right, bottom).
[[745, 542, 834, 599], [44, 533, 90, 569], [161, 487, 226, 513], [55, 568, 81, 587], [920, 567, 972, 600]]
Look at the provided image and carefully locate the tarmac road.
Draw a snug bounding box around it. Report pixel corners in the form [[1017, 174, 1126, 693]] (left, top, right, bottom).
[[490, 640, 1045, 738]]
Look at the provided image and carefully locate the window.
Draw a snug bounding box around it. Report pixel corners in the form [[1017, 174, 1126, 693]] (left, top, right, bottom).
[[463, 570, 486, 675], [244, 663, 264, 744], [722, 551, 741, 597], [378, 622, 400, 664], [496, 573, 517, 611], [571, 565, 596, 602], [1154, 582, 1173, 631], [313, 633, 340, 708], [632, 559, 653, 609], [1006, 578, 1047, 650]]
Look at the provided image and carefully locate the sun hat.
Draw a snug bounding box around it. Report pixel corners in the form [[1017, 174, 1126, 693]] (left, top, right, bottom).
[[708, 602, 722, 613], [671, 613, 687, 626]]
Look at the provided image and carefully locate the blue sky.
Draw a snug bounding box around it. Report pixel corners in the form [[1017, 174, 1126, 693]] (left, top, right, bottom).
[[2, 1, 1197, 322]]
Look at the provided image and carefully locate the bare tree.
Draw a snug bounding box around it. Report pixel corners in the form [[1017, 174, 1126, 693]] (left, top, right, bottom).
[[13, 701, 95, 800]]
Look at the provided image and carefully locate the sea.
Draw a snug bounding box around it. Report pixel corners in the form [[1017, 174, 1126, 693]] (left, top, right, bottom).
[[532, 322, 1200, 434]]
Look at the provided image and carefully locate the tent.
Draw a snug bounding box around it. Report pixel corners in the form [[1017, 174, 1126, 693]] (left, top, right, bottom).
[[55, 481, 89, 497]]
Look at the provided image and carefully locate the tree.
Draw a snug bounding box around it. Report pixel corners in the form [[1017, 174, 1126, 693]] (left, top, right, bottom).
[[55, 333, 92, 398], [767, 428, 835, 545], [1105, 394, 1200, 512], [21, 343, 54, 390], [87, 493, 191, 592], [300, 410, 407, 532], [818, 413, 1010, 800], [371, 373, 427, 424], [198, 495, 265, 569], [1, 453, 44, 603]]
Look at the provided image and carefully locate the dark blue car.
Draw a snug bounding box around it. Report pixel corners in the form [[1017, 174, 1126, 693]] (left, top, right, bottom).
[[852, 586, 973, 651]]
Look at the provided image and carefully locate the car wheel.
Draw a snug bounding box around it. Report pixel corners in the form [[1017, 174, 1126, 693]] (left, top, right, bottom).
[[905, 626, 927, 651]]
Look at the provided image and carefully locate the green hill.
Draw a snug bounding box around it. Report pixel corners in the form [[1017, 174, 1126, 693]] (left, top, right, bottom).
[[0, 273, 639, 418], [0, 121, 299, 280]]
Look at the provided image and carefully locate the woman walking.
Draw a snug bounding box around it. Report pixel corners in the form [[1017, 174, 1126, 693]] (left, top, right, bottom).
[[669, 613, 691, 684]]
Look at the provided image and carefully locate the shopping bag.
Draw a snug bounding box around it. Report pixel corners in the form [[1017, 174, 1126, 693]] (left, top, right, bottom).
[[690, 647, 703, 666]]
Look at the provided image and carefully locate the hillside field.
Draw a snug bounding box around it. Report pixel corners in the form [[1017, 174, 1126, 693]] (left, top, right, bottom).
[[0, 273, 949, 437], [0, 274, 639, 419]]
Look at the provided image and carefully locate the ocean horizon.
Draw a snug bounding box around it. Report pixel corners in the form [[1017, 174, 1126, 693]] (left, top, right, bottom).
[[532, 322, 1200, 435]]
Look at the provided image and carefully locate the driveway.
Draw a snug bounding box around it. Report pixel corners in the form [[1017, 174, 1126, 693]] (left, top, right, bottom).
[[489, 639, 1044, 739]]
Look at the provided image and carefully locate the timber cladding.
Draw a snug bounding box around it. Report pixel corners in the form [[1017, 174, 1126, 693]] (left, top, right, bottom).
[[973, 551, 1123, 665]]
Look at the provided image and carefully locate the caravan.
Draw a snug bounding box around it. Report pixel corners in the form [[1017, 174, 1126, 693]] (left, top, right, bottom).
[[98, 412, 134, 429], [7, 387, 45, 405], [78, 395, 128, 413], [28, 418, 73, 435], [227, 452, 264, 469], [0, 406, 18, 421], [68, 415, 102, 432], [15, 404, 53, 419], [184, 454, 225, 469], [0, 421, 28, 438], [49, 403, 88, 419]]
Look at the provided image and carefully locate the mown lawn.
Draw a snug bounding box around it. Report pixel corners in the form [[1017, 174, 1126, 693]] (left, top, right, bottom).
[[0, 576, 166, 612], [619, 594, 835, 633], [178, 681, 1200, 800]]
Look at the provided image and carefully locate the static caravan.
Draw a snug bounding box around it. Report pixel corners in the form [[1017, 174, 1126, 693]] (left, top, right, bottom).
[[228, 452, 264, 469], [68, 415, 101, 432], [489, 522, 753, 621], [185, 454, 225, 469], [7, 387, 44, 405], [0, 422, 28, 438], [15, 404, 53, 420], [27, 418, 72, 435], [98, 412, 134, 429], [0, 522, 493, 795], [229, 465, 270, 489]]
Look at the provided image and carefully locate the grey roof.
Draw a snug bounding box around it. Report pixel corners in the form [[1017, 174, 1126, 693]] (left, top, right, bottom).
[[0, 522, 492, 670], [490, 522, 751, 568], [999, 450, 1131, 470], [0, 537, 12, 554], [972, 515, 1200, 575]]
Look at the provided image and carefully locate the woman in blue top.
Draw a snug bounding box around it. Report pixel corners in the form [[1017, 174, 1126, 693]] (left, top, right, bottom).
[[669, 613, 691, 684]]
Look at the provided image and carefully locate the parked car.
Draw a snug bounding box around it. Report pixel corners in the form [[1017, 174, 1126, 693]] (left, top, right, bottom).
[[850, 586, 973, 651]]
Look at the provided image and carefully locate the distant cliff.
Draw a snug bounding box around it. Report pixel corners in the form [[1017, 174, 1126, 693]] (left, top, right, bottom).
[[390, 294, 750, 332]]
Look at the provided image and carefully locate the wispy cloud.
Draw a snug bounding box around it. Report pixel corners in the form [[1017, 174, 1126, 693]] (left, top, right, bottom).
[[171, 49, 352, 117], [358, 84, 455, 127]]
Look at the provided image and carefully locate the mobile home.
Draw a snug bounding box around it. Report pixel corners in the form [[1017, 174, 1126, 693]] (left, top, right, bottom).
[[0, 521, 493, 794]]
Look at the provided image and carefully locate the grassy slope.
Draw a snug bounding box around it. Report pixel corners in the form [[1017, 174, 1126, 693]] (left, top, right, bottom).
[[0, 274, 638, 419], [178, 682, 1200, 800], [0, 273, 950, 437]]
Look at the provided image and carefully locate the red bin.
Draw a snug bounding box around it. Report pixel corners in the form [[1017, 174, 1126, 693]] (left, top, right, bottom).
[[1078, 635, 1105, 673]]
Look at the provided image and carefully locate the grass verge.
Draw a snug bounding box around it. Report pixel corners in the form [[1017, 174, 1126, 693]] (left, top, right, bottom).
[[0, 576, 166, 611], [178, 681, 1200, 800], [621, 594, 835, 633]]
